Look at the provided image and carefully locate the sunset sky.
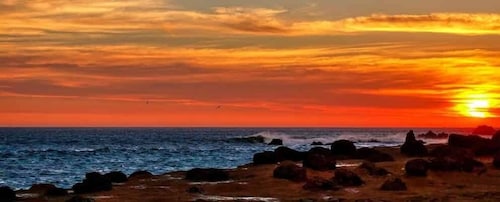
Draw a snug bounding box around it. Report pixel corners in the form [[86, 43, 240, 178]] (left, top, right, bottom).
[[1, 0, 500, 127]]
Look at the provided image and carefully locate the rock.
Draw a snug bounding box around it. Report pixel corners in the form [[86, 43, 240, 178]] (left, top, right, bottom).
[[358, 161, 389, 176], [311, 141, 324, 145], [72, 172, 112, 194], [274, 146, 304, 162], [253, 151, 277, 165], [65, 196, 96, 202], [0, 186, 16, 202], [185, 168, 229, 182], [418, 131, 448, 139], [128, 170, 153, 179], [29, 183, 67, 196], [494, 152, 500, 169], [492, 131, 500, 144], [380, 177, 407, 191], [429, 145, 474, 159], [429, 155, 485, 173], [303, 177, 339, 191], [303, 147, 336, 171], [268, 139, 283, 145], [405, 159, 429, 177], [104, 171, 128, 183], [400, 130, 428, 157], [448, 134, 499, 155], [333, 169, 364, 187], [354, 147, 394, 162], [273, 161, 307, 182], [472, 125, 496, 136], [331, 140, 357, 156], [233, 135, 265, 143], [187, 186, 204, 194]]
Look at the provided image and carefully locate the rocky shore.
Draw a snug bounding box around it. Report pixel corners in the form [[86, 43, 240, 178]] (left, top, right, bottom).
[[3, 130, 500, 202]]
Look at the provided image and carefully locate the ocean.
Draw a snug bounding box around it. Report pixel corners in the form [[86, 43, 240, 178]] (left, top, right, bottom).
[[0, 127, 470, 190]]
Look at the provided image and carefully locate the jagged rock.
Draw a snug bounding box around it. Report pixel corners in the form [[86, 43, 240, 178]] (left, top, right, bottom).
[[273, 161, 307, 182], [380, 177, 407, 191], [253, 151, 277, 165], [331, 140, 357, 156], [303, 177, 340, 191], [418, 131, 448, 139], [358, 161, 389, 176], [185, 168, 229, 182], [303, 147, 336, 171], [333, 169, 364, 187], [104, 171, 128, 183], [400, 130, 428, 157], [311, 141, 324, 145], [405, 159, 429, 177], [0, 186, 16, 202], [268, 139, 283, 145], [274, 146, 304, 162], [354, 147, 394, 162]]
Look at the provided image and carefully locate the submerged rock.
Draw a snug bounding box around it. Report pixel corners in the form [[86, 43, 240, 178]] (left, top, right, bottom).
[[303, 147, 336, 171], [253, 151, 277, 165], [358, 161, 389, 176], [104, 171, 128, 183], [72, 172, 112, 194], [303, 177, 340, 191], [331, 140, 357, 156], [185, 168, 229, 182], [232, 135, 265, 143], [333, 169, 364, 187], [418, 131, 448, 139], [128, 170, 153, 179], [400, 130, 428, 157], [405, 159, 429, 177], [311, 141, 324, 146], [0, 186, 16, 202], [268, 139, 283, 145], [380, 177, 407, 191], [273, 161, 307, 182]]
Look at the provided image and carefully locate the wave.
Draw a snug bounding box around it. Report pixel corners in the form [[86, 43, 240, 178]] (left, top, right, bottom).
[[237, 130, 448, 147]]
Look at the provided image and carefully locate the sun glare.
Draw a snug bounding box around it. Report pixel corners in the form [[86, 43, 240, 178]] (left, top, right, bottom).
[[467, 99, 489, 118], [454, 92, 495, 119]]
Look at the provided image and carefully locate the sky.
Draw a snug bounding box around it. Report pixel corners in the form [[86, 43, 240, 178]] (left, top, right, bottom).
[[1, 0, 500, 127]]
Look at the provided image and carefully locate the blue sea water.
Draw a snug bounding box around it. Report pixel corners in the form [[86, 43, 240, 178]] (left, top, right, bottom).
[[0, 127, 470, 190]]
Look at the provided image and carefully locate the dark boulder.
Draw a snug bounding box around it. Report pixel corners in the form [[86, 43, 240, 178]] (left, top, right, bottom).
[[380, 177, 407, 191], [492, 131, 500, 144], [331, 140, 357, 156], [268, 139, 283, 145], [494, 152, 500, 169], [274, 146, 304, 162], [400, 130, 428, 157], [0, 186, 16, 202], [354, 147, 394, 162], [72, 172, 112, 194], [128, 170, 153, 179], [273, 161, 307, 182], [472, 125, 496, 136], [29, 183, 67, 196], [311, 141, 324, 146], [66, 196, 96, 202], [303, 177, 340, 191], [253, 151, 277, 165], [185, 168, 229, 182], [448, 134, 499, 155], [333, 169, 364, 187], [303, 147, 336, 171], [358, 161, 389, 176], [429, 155, 485, 173], [405, 159, 429, 177], [104, 171, 128, 183], [429, 145, 474, 159]]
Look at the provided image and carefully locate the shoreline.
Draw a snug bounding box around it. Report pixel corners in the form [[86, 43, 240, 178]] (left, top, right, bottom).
[[4, 131, 500, 202]]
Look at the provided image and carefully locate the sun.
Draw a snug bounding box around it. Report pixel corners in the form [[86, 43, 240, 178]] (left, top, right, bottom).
[[466, 99, 490, 118]]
